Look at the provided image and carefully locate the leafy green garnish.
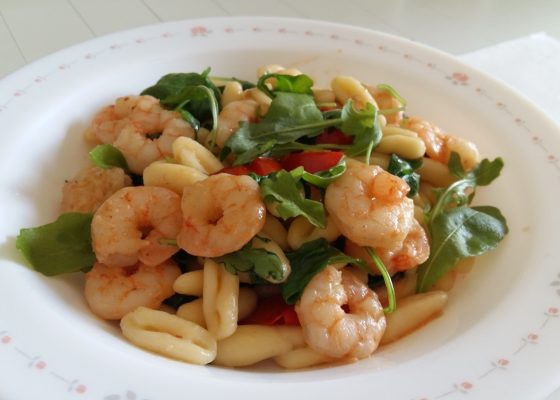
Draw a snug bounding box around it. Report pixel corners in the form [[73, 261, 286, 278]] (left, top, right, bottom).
[[339, 101, 381, 161], [416, 153, 508, 292], [289, 157, 347, 188], [387, 154, 421, 197], [281, 239, 395, 313], [142, 69, 220, 105], [365, 247, 396, 314], [257, 73, 314, 98], [141, 69, 220, 132], [222, 93, 381, 165], [16, 212, 96, 276], [214, 241, 286, 283], [428, 153, 504, 221], [281, 239, 362, 304], [260, 170, 326, 228], [222, 92, 326, 165], [88, 144, 129, 171], [416, 206, 508, 292]]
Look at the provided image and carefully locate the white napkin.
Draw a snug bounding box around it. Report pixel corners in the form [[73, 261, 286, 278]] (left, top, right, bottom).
[[459, 32, 560, 126]]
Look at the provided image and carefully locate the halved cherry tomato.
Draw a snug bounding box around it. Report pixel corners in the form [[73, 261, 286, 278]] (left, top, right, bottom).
[[241, 295, 299, 326], [280, 150, 344, 174], [315, 129, 353, 145], [248, 157, 282, 176]]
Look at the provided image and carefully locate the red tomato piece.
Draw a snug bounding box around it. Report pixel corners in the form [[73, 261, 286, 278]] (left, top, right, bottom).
[[241, 295, 299, 326], [280, 151, 344, 174], [315, 129, 353, 145], [249, 157, 283, 176]]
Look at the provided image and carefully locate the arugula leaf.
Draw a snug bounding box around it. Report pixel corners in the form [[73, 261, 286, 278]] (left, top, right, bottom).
[[416, 153, 508, 292], [214, 241, 286, 283], [387, 154, 421, 197], [281, 239, 367, 304], [223, 96, 382, 166], [223, 92, 326, 165], [164, 85, 219, 132], [289, 157, 347, 188], [260, 170, 326, 228], [365, 247, 396, 313], [88, 144, 129, 171], [141, 69, 221, 132], [257, 73, 314, 98], [416, 206, 508, 292], [141, 69, 220, 104], [16, 212, 96, 276], [429, 153, 504, 221], [339, 101, 381, 161]]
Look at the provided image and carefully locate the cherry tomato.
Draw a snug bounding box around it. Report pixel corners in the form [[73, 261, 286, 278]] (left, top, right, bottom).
[[249, 157, 282, 175], [280, 151, 344, 174]]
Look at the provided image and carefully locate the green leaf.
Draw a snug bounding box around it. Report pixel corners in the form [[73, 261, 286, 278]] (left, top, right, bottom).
[[214, 241, 286, 283], [257, 73, 314, 98], [223, 92, 326, 165], [141, 69, 221, 131], [141, 69, 220, 104], [88, 144, 129, 171], [365, 247, 396, 314], [281, 238, 367, 304], [339, 101, 381, 160], [16, 212, 96, 276], [429, 153, 505, 221], [260, 170, 326, 228], [289, 158, 347, 188], [387, 154, 421, 197], [416, 206, 509, 292]]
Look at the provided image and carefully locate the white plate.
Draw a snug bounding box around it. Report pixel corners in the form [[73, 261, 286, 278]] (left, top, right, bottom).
[[1, 17, 559, 400]]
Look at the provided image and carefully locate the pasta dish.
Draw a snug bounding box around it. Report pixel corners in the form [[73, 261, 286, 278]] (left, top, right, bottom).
[[16, 64, 508, 369]]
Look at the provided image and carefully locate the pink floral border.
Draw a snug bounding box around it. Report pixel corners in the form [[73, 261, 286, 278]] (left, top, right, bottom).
[[1, 21, 559, 400]]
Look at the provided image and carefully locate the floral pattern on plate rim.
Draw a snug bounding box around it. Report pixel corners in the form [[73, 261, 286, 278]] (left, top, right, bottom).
[[0, 21, 559, 400]]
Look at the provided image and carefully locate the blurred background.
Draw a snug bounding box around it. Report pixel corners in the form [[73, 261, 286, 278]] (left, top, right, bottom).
[[1, 0, 559, 78]]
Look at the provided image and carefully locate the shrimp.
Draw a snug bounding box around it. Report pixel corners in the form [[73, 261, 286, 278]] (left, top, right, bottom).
[[345, 219, 430, 274], [404, 116, 480, 171], [84, 260, 181, 320], [86, 95, 195, 174], [91, 186, 182, 268], [215, 99, 258, 148], [325, 159, 415, 251], [60, 165, 131, 213], [177, 173, 266, 257], [366, 84, 404, 125], [295, 265, 386, 359]]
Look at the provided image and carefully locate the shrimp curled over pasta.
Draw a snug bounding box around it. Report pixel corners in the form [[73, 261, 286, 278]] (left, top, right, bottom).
[[177, 173, 266, 257], [84, 260, 181, 320], [325, 159, 415, 251], [296, 265, 386, 359], [91, 186, 182, 268]]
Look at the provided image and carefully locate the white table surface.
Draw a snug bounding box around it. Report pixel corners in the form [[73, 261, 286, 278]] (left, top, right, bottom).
[[1, 0, 560, 79], [1, 1, 559, 398]]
